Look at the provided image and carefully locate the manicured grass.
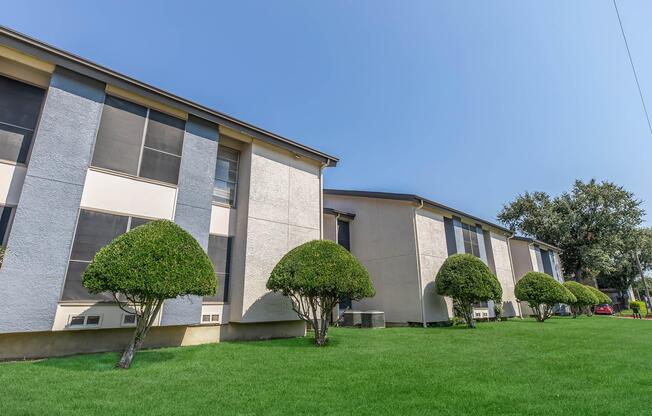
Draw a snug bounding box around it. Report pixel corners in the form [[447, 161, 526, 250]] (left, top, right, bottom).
[[2, 317, 651, 415]]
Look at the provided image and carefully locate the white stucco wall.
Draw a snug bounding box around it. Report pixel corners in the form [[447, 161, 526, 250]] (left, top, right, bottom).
[[80, 169, 176, 220], [415, 209, 453, 322], [324, 195, 421, 323], [490, 232, 520, 317], [230, 141, 322, 323]]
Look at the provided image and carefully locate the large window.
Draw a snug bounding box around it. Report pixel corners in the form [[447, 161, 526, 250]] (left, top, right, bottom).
[[213, 145, 239, 206], [0, 205, 14, 245], [205, 235, 232, 302], [62, 210, 151, 301], [0, 75, 45, 164], [461, 223, 481, 257], [91, 96, 185, 185]]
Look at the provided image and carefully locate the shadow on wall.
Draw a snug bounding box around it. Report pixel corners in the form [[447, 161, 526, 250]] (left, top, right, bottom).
[[423, 281, 451, 323], [502, 301, 517, 317], [241, 291, 298, 323]]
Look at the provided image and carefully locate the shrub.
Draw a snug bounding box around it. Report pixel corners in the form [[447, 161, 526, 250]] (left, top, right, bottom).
[[586, 286, 612, 305], [563, 281, 599, 318], [0, 246, 5, 268], [515, 272, 575, 322], [83, 220, 216, 368], [630, 301, 647, 317], [267, 240, 374, 346], [435, 254, 502, 329]]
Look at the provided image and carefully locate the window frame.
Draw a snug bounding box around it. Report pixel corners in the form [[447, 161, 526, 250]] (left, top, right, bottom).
[[62, 209, 155, 302], [0, 74, 47, 166], [205, 234, 233, 303], [91, 95, 185, 186], [461, 222, 481, 258], [0, 204, 16, 246], [212, 144, 240, 207], [67, 314, 102, 329]]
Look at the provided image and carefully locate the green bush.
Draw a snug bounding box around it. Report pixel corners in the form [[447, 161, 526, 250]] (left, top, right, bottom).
[[0, 245, 5, 268], [515, 272, 575, 322], [435, 254, 502, 329], [267, 240, 374, 346], [629, 301, 647, 316], [586, 286, 612, 305], [563, 281, 599, 317], [84, 220, 216, 368]]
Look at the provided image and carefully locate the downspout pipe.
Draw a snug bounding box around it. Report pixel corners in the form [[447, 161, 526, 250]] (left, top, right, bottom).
[[412, 199, 427, 328], [319, 159, 330, 240], [506, 234, 523, 318]]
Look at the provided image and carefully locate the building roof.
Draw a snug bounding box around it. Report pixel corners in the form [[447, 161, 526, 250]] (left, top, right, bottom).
[[0, 26, 338, 166], [324, 189, 512, 233], [323, 207, 356, 220], [511, 236, 561, 252]]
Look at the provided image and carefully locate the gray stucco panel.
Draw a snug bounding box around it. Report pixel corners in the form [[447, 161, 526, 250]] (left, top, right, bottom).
[[0, 68, 105, 333], [161, 118, 218, 326]]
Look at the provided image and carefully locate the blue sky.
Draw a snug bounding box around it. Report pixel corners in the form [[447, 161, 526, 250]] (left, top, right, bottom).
[[2, 0, 651, 225]]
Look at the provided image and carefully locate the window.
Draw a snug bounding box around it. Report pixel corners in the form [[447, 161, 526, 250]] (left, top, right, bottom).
[[0, 75, 45, 164], [91, 96, 184, 185], [68, 315, 101, 328], [213, 145, 239, 206], [337, 220, 351, 251], [0, 205, 14, 245], [205, 235, 233, 302], [461, 223, 481, 257], [122, 314, 136, 326], [62, 210, 151, 301], [203, 314, 220, 323]]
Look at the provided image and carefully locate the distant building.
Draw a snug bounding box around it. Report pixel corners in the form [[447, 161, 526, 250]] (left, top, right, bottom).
[[324, 189, 521, 325]]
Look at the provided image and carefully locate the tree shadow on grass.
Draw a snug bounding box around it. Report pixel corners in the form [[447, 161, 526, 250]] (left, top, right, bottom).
[[32, 349, 177, 372]]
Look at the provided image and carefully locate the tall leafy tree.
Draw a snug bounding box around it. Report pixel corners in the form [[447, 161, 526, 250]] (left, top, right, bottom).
[[498, 179, 644, 285]]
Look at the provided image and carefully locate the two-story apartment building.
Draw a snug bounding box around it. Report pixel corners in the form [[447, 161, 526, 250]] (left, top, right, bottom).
[[0, 27, 338, 359], [323, 189, 522, 326], [508, 236, 571, 315]]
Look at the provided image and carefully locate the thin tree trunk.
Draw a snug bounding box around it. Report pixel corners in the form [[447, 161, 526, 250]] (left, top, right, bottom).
[[117, 300, 162, 369], [634, 253, 651, 315]]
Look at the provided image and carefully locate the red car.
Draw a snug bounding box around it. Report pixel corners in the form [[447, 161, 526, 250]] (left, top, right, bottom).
[[594, 304, 614, 315]]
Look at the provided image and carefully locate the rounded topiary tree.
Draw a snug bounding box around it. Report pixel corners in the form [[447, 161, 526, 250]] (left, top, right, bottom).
[[83, 220, 216, 369], [267, 240, 374, 346], [563, 281, 599, 318], [586, 286, 612, 306], [435, 254, 502, 329], [515, 272, 575, 322]]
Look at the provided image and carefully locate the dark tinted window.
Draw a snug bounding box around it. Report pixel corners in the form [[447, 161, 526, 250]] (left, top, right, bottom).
[[70, 210, 129, 262], [0, 206, 14, 245], [144, 110, 184, 155], [337, 220, 350, 251], [62, 210, 152, 301], [139, 147, 181, 184], [91, 96, 184, 184], [205, 235, 232, 302], [0, 75, 45, 163], [92, 96, 146, 175], [462, 223, 481, 257]]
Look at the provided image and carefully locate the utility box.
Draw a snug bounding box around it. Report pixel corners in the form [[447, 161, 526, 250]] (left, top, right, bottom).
[[361, 311, 385, 328], [342, 310, 362, 327]]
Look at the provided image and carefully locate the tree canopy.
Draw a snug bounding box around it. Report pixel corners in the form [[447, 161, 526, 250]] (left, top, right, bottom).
[[498, 179, 645, 285], [515, 272, 575, 322], [267, 240, 374, 346], [435, 254, 502, 328], [563, 281, 599, 317], [84, 220, 216, 368]]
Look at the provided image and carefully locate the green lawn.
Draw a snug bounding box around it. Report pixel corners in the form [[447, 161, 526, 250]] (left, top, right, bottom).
[[1, 317, 650, 415]]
